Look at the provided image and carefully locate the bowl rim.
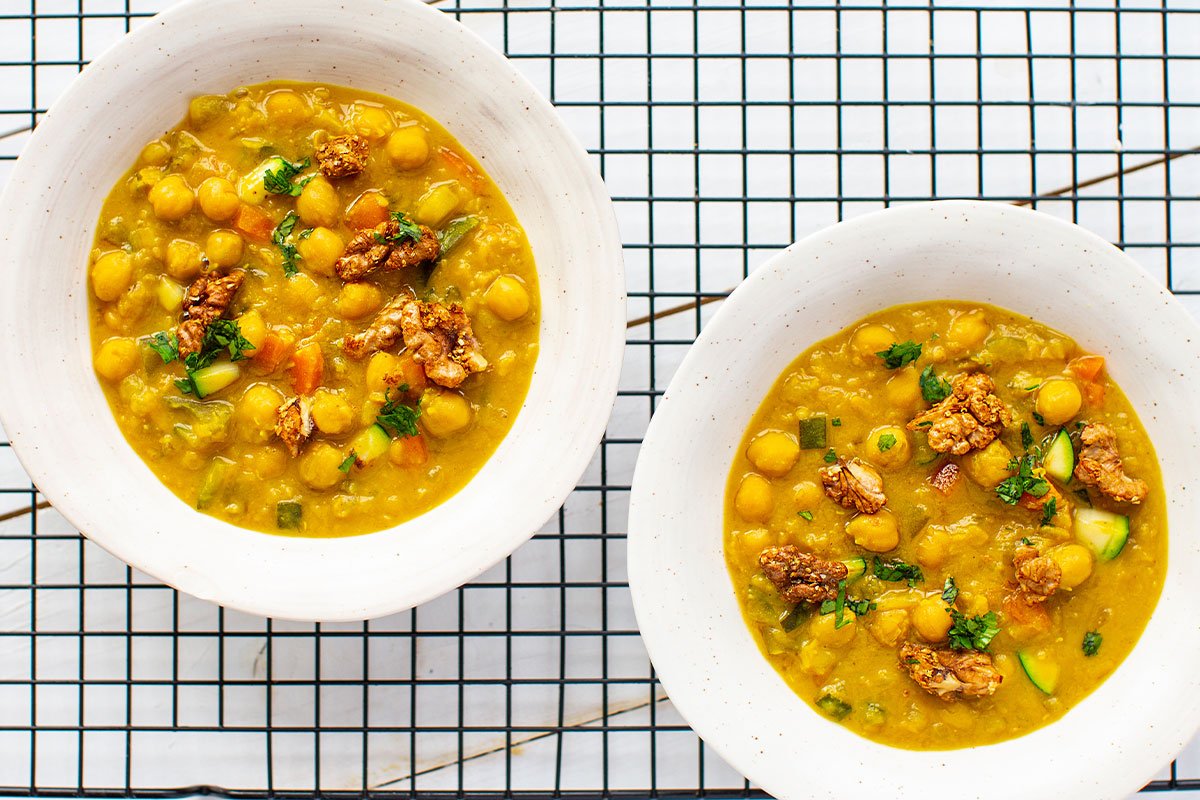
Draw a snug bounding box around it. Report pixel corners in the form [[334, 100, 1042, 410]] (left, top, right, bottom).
[[627, 199, 1200, 799], [0, 0, 626, 621]]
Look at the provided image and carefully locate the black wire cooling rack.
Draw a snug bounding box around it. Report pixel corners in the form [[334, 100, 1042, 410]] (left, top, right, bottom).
[[0, 0, 1198, 796]]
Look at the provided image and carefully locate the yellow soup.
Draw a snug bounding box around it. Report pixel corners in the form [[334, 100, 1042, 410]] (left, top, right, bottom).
[[723, 301, 1166, 749], [88, 81, 539, 537]]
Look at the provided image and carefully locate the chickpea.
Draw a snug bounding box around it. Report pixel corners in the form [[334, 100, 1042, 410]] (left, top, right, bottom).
[[205, 230, 244, 268], [165, 239, 203, 281], [946, 310, 991, 352], [865, 425, 910, 470], [734, 474, 774, 522], [366, 352, 400, 394], [285, 273, 321, 307], [798, 640, 838, 679], [245, 445, 288, 480], [733, 528, 773, 563], [914, 527, 950, 569], [745, 431, 800, 477], [310, 391, 355, 435], [845, 510, 899, 552], [884, 366, 922, 409], [868, 609, 910, 647], [147, 174, 194, 221], [197, 177, 240, 221], [851, 324, 894, 360], [91, 251, 133, 302], [386, 125, 430, 170], [421, 390, 473, 437], [140, 140, 170, 167], [351, 104, 396, 141], [415, 183, 459, 227], [237, 383, 284, 432], [296, 176, 340, 228], [338, 282, 382, 320], [94, 338, 140, 382], [1036, 379, 1083, 426], [1049, 544, 1093, 589], [264, 90, 311, 126], [793, 480, 824, 510], [484, 275, 531, 321], [296, 227, 344, 276], [236, 309, 267, 351], [809, 610, 857, 648], [298, 442, 348, 490], [961, 439, 1014, 488], [912, 597, 954, 642]]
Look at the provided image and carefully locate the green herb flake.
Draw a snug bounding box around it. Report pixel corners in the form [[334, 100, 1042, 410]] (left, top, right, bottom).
[[996, 453, 1050, 505], [941, 576, 959, 605], [146, 331, 179, 364], [1019, 536, 1033, 546], [338, 453, 357, 474], [930, 333, 940, 340], [873, 556, 924, 587], [263, 156, 313, 197], [877, 433, 897, 452], [1020, 422, 1033, 451], [831, 418, 842, 427], [797, 510, 814, 522], [823, 448, 837, 464], [947, 609, 1001, 651], [1024, 383, 1042, 391], [171, 319, 254, 396], [919, 365, 951, 404], [1082, 630, 1103, 657], [832, 579, 849, 629], [1032, 411, 1046, 426], [875, 340, 923, 370], [1040, 497, 1057, 526], [271, 211, 303, 276], [376, 387, 422, 438]]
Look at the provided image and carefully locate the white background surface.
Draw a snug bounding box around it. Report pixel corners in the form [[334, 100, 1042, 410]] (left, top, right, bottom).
[[0, 0, 1197, 796]]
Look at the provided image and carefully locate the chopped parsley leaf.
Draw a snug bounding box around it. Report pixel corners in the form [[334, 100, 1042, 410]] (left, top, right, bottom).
[[947, 609, 1000, 651], [1020, 422, 1033, 451], [832, 580, 848, 628], [797, 510, 813, 521], [914, 420, 933, 428], [1082, 630, 1102, 656], [823, 448, 837, 464], [831, 418, 842, 427], [338, 453, 357, 473], [1024, 382, 1041, 391], [941, 576, 958, 605], [918, 365, 951, 403], [905, 657, 920, 664], [873, 556, 923, 587], [1032, 411, 1046, 426], [996, 453, 1050, 505], [172, 319, 254, 396], [877, 433, 897, 452], [1019, 536, 1032, 546], [272, 212, 303, 276], [875, 340, 922, 369], [1040, 497, 1057, 525], [819, 599, 835, 615], [373, 211, 424, 246], [376, 387, 422, 438], [263, 156, 314, 197], [146, 331, 179, 364]]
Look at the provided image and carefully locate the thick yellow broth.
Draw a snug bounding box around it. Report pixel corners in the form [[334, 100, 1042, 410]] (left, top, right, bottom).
[[88, 81, 539, 537], [723, 301, 1166, 749]]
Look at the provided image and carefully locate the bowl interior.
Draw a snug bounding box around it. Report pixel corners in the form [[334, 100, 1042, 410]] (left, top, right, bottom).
[[627, 200, 1200, 800], [0, 0, 624, 621]]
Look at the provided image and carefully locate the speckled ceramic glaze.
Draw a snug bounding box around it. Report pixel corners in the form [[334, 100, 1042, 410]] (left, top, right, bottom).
[[628, 201, 1200, 799], [0, 0, 624, 621]]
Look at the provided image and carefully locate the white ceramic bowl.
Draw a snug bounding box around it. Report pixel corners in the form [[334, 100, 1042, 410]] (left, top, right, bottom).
[[0, 0, 624, 621], [628, 201, 1200, 800]]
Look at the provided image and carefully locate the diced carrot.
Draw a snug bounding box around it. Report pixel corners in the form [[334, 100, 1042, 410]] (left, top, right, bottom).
[[1002, 590, 1051, 633], [232, 203, 277, 243], [289, 341, 324, 396], [439, 147, 486, 192], [346, 191, 390, 230], [252, 329, 295, 374], [929, 461, 961, 495], [392, 433, 428, 468], [1083, 381, 1106, 406], [396, 352, 428, 392], [1067, 354, 1105, 381]]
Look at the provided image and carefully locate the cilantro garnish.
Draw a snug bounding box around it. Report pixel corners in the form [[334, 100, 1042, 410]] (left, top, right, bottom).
[[873, 556, 923, 587], [919, 365, 951, 403], [1024, 382, 1041, 391], [376, 386, 421, 438], [338, 453, 357, 474], [1032, 411, 1046, 426], [1020, 421, 1033, 451], [373, 211, 424, 246], [1082, 630, 1102, 656], [941, 576, 958, 605], [996, 454, 1050, 505], [171, 319, 253, 396], [272, 212, 303, 276], [831, 418, 842, 427], [877, 433, 897, 452], [1040, 497, 1057, 525], [947, 609, 1000, 651], [797, 510, 813, 521], [816, 580, 873, 628], [263, 156, 314, 197], [147, 331, 180, 364], [875, 341, 922, 369], [823, 448, 837, 464]]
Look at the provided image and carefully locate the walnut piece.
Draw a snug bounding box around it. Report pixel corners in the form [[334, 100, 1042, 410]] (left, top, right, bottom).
[[758, 545, 847, 604]]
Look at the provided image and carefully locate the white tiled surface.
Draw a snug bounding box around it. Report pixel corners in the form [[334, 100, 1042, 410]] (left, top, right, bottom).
[[0, 0, 1199, 795]]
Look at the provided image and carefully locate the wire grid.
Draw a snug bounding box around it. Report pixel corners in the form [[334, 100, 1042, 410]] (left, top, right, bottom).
[[0, 0, 1198, 795]]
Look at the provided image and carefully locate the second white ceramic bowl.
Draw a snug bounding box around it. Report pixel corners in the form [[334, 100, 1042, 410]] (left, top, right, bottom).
[[628, 201, 1200, 800], [0, 0, 624, 621]]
